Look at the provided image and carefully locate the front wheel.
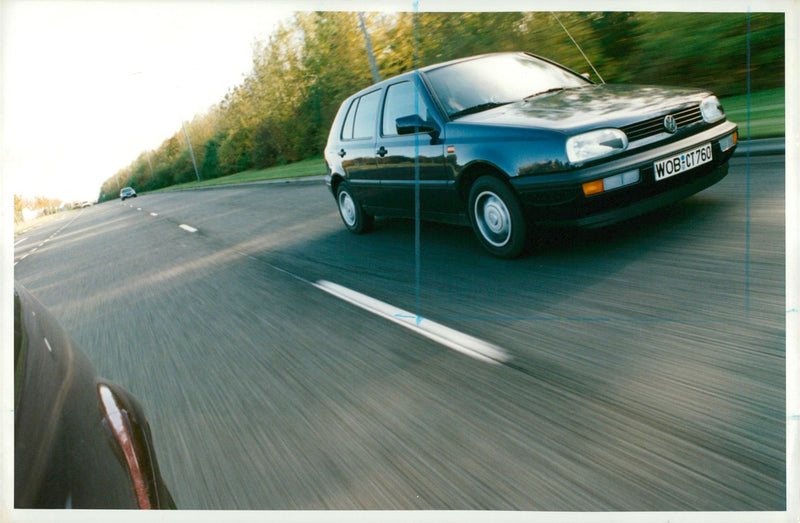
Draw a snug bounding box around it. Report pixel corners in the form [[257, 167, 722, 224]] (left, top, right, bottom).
[[336, 183, 373, 234], [468, 176, 527, 258]]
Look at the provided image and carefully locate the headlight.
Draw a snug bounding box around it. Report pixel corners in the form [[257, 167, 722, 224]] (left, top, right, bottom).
[[700, 95, 725, 123], [566, 129, 628, 163]]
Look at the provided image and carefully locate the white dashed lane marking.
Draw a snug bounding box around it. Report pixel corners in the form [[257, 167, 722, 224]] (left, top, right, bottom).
[[128, 202, 192, 233], [313, 280, 510, 365]]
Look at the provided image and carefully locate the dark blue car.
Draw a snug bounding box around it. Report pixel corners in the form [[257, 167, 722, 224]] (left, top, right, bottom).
[[325, 52, 737, 258]]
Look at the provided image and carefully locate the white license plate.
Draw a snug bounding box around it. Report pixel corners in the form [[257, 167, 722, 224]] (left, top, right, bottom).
[[654, 143, 713, 181]]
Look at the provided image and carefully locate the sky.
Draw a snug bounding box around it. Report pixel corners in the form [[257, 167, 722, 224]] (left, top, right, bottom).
[[2, 0, 298, 203]]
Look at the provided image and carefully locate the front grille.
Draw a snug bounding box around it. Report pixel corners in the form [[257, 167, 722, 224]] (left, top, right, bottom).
[[621, 105, 703, 142]]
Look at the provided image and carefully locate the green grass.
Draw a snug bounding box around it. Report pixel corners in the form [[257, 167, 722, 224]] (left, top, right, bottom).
[[152, 88, 783, 193], [720, 87, 784, 139], [159, 156, 326, 192]]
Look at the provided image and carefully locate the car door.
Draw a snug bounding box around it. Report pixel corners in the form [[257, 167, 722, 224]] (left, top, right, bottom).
[[338, 89, 383, 206], [375, 79, 455, 214]]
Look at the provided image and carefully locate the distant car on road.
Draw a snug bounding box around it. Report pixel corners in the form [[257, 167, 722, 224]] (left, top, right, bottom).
[[14, 284, 175, 509], [120, 187, 137, 201], [80, 201, 93, 208], [325, 51, 738, 257]]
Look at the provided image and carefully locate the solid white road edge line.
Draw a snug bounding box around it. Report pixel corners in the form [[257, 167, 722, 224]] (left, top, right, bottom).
[[179, 224, 198, 233], [313, 280, 510, 365]]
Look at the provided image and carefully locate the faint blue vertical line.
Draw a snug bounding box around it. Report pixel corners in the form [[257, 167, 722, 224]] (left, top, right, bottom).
[[745, 8, 752, 316], [413, 1, 422, 325]]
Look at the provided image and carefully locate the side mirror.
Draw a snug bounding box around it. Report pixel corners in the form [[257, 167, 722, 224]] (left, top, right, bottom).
[[396, 114, 438, 136]]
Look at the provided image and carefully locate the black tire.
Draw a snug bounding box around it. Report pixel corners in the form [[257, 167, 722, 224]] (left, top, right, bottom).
[[336, 183, 373, 234], [468, 176, 527, 258]]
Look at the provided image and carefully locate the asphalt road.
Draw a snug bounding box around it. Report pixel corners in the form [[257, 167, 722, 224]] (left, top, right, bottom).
[[13, 154, 785, 511]]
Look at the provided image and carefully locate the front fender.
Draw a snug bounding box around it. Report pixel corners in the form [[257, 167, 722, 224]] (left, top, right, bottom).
[[446, 124, 569, 180]]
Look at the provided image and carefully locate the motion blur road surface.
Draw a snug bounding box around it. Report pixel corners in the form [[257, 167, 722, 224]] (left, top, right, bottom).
[[14, 154, 785, 511]]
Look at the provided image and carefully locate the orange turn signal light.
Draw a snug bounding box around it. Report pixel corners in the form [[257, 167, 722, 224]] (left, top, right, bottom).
[[582, 179, 604, 196]]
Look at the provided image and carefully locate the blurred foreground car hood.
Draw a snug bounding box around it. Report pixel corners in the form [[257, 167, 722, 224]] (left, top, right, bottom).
[[453, 84, 711, 132], [14, 284, 175, 509]]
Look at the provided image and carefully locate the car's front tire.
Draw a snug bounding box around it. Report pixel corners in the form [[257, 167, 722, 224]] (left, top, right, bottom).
[[468, 176, 527, 258], [336, 183, 373, 234]]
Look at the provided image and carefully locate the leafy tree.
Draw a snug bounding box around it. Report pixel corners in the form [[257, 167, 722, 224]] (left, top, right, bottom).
[[631, 12, 783, 96], [14, 194, 24, 222], [201, 138, 221, 179]]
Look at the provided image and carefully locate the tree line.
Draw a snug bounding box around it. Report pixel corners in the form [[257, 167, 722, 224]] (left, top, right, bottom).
[[99, 11, 784, 201], [14, 195, 66, 222]]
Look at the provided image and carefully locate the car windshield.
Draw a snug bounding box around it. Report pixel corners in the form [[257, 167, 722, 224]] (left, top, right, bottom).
[[424, 53, 590, 119]]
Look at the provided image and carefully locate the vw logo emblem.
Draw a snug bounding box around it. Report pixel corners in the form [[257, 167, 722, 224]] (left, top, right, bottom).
[[663, 115, 677, 134]]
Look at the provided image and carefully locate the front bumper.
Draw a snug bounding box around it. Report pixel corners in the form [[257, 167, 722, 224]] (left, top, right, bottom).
[[511, 121, 737, 228]]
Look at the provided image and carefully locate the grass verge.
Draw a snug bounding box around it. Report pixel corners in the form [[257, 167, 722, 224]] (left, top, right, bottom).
[[14, 210, 76, 235], [159, 156, 326, 192], [721, 87, 784, 139]]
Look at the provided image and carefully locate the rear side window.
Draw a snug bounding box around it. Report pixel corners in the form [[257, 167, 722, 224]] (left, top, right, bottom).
[[341, 89, 380, 141], [341, 99, 358, 140]]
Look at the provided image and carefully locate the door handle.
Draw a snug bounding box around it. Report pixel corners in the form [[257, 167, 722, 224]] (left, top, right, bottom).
[[377, 146, 388, 157], [338, 149, 346, 157]]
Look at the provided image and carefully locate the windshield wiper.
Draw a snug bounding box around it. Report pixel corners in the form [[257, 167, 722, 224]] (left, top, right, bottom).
[[524, 87, 568, 101], [449, 101, 510, 119]]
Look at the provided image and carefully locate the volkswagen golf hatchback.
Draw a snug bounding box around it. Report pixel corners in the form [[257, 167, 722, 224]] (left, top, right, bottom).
[[324, 52, 737, 258]]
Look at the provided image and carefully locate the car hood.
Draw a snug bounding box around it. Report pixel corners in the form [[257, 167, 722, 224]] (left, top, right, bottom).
[[452, 84, 711, 132]]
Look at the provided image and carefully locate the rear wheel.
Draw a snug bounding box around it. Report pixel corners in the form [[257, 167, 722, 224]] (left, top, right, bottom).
[[336, 183, 373, 234], [468, 176, 527, 258]]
